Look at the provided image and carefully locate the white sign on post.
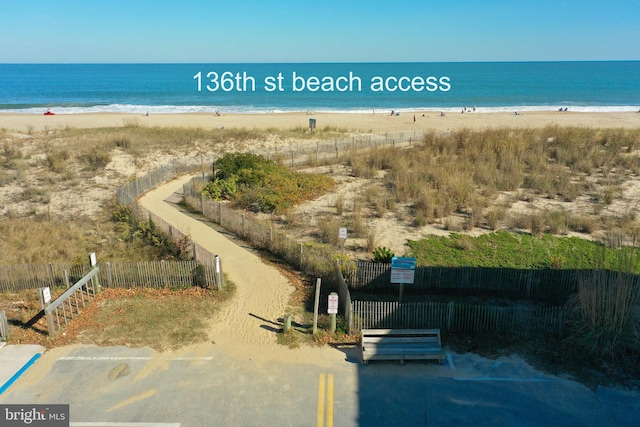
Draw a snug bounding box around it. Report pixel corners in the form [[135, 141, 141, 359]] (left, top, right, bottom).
[[338, 227, 347, 239], [390, 269, 415, 284], [43, 287, 51, 304], [328, 292, 339, 314]]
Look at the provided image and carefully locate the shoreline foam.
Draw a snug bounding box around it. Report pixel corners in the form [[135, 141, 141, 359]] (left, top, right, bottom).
[[2, 104, 639, 116]]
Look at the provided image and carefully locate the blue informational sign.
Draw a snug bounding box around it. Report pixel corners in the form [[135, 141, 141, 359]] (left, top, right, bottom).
[[391, 256, 416, 270]]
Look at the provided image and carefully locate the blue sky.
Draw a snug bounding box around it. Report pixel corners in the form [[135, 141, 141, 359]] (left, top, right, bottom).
[[2, 0, 639, 63]]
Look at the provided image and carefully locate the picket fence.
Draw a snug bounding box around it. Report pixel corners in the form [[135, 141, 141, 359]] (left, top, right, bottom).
[[351, 300, 565, 337], [348, 261, 585, 303], [0, 260, 222, 293]]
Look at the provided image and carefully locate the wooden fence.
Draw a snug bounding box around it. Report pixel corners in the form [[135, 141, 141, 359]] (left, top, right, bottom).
[[0, 263, 87, 293], [100, 260, 221, 290], [0, 260, 222, 293], [349, 261, 586, 304], [351, 300, 566, 337]]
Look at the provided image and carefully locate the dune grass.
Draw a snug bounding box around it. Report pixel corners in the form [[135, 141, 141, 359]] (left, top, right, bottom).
[[340, 126, 640, 241]]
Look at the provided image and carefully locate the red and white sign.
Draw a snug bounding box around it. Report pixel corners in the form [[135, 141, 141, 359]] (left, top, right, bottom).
[[328, 292, 339, 314]]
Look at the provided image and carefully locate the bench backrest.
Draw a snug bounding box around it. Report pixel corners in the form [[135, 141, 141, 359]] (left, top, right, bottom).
[[361, 328, 442, 346]]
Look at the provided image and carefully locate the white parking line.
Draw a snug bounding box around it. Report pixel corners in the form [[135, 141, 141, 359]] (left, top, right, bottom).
[[453, 376, 560, 382], [70, 423, 180, 427], [59, 356, 213, 361]]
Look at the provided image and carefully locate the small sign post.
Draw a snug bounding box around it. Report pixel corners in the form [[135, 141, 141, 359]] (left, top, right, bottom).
[[43, 287, 51, 304], [38, 286, 52, 310], [390, 256, 416, 302], [88, 252, 100, 293], [339, 227, 347, 255], [313, 278, 321, 335], [328, 292, 339, 333]]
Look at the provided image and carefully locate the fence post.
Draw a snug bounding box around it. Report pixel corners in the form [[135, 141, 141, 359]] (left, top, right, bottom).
[[313, 278, 321, 335], [214, 255, 223, 291], [526, 268, 533, 298], [0, 310, 8, 341], [299, 243, 303, 269], [106, 262, 113, 288], [447, 301, 455, 331], [48, 262, 56, 288]]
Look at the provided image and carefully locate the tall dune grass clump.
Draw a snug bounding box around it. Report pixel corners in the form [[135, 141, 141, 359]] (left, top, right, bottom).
[[338, 126, 640, 236], [566, 267, 640, 362], [317, 213, 341, 246]]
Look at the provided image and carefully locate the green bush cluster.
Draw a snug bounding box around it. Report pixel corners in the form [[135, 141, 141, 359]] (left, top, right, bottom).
[[112, 204, 191, 260], [201, 153, 334, 213], [372, 246, 394, 263]]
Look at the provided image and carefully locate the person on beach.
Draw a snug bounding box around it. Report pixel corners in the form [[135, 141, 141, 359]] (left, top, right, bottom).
[[413, 114, 416, 123]]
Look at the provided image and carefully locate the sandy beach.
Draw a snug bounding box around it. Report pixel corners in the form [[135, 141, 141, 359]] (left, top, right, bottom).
[[2, 110, 639, 133]]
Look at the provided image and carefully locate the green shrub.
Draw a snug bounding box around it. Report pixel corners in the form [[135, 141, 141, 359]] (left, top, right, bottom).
[[202, 152, 333, 213], [372, 246, 394, 263]]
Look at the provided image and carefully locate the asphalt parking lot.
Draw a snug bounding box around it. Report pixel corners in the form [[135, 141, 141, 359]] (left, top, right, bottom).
[[2, 343, 639, 427]]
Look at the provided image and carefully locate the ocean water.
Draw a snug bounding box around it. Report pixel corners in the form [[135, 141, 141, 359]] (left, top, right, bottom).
[[1, 62, 639, 114]]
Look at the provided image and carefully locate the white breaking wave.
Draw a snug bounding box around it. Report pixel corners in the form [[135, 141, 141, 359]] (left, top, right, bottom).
[[2, 104, 639, 115]]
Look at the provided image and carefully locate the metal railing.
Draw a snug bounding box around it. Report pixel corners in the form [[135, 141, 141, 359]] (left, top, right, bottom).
[[44, 267, 99, 336]]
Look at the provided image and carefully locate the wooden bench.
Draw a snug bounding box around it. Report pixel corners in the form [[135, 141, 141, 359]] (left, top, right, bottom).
[[360, 328, 446, 365]]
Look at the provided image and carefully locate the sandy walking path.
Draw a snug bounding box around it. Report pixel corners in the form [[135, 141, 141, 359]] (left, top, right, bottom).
[[139, 175, 344, 365]]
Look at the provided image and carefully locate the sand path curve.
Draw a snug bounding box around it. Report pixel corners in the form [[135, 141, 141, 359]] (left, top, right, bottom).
[[139, 175, 343, 365]]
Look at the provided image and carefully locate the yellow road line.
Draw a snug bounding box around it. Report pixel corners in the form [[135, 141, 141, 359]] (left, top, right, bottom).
[[317, 373, 334, 427], [317, 374, 325, 427], [327, 374, 334, 427]]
